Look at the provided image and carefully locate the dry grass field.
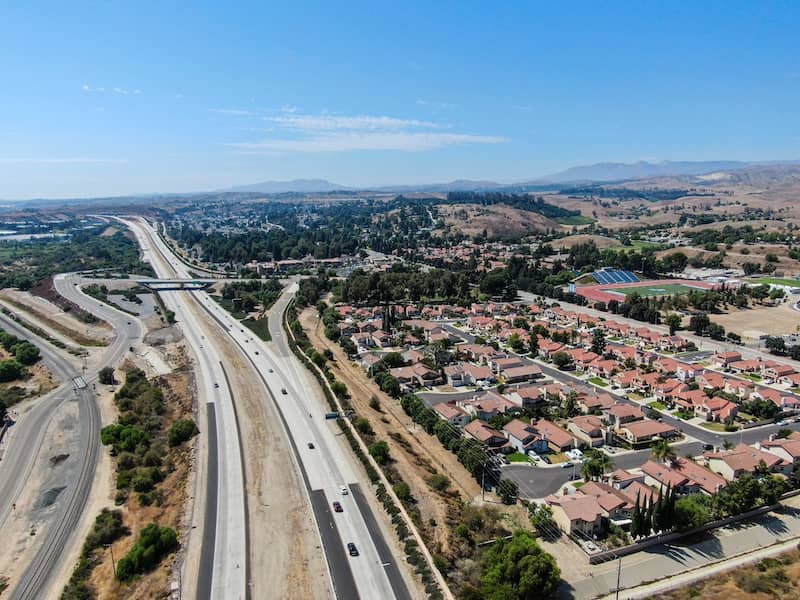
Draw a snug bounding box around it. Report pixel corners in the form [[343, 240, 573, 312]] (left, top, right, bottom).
[[436, 203, 561, 237]]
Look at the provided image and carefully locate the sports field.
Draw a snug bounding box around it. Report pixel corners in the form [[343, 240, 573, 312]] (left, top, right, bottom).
[[606, 283, 702, 298], [746, 277, 800, 288]]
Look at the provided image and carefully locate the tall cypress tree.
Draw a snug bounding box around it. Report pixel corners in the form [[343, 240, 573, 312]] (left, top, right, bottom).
[[643, 495, 653, 536], [653, 486, 664, 532], [631, 492, 641, 538]]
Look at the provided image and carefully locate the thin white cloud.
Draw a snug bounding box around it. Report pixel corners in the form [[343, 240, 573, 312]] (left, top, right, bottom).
[[266, 113, 441, 132], [228, 131, 508, 153], [81, 85, 141, 95], [0, 157, 127, 164], [416, 99, 458, 109], [211, 108, 258, 116]]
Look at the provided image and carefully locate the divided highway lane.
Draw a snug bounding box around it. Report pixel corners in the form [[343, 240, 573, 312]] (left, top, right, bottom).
[[2, 277, 143, 600], [122, 218, 247, 600], [131, 217, 408, 600]]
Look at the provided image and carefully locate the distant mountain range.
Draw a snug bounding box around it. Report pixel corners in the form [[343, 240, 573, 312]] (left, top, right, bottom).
[[222, 160, 800, 195], [219, 178, 352, 193]]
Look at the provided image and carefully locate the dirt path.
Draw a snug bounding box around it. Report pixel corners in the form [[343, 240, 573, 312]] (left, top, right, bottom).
[[206, 316, 331, 599], [299, 308, 481, 554]]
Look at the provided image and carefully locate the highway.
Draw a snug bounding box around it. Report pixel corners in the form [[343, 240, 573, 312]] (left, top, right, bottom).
[[121, 218, 247, 600], [0, 277, 142, 600], [126, 217, 410, 600]]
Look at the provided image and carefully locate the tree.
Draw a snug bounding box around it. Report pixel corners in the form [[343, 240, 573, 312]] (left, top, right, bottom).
[[590, 329, 606, 355], [354, 417, 374, 436], [530, 504, 557, 538], [581, 451, 612, 481], [12, 342, 39, 365], [0, 360, 24, 383], [665, 313, 682, 335], [689, 314, 711, 336], [480, 530, 561, 600], [168, 419, 198, 447], [650, 439, 677, 465], [508, 333, 525, 353], [551, 351, 573, 370], [393, 482, 412, 502], [631, 493, 642, 538], [674, 495, 711, 531], [368, 440, 391, 465], [99, 366, 116, 385], [497, 479, 519, 505]]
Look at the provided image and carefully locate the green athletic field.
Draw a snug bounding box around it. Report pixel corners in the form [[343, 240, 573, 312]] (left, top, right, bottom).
[[606, 283, 701, 298], [746, 277, 800, 288]]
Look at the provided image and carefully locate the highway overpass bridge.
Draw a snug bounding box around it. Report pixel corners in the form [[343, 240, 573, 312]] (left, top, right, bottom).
[[139, 279, 217, 291]]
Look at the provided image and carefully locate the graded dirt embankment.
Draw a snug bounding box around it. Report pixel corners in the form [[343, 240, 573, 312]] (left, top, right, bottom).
[[300, 307, 481, 554], [0, 290, 110, 347]]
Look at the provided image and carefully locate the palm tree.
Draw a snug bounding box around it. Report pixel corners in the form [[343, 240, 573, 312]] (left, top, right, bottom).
[[581, 451, 613, 481], [723, 439, 735, 451], [651, 439, 677, 465]]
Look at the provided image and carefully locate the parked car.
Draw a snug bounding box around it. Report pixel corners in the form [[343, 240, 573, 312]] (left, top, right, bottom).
[[561, 462, 573, 469]]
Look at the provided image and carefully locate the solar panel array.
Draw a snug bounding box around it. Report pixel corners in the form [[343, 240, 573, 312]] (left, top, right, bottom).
[[592, 269, 639, 284]]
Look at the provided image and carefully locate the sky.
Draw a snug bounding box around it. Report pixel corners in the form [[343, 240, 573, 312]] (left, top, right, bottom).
[[1, 1, 799, 199]]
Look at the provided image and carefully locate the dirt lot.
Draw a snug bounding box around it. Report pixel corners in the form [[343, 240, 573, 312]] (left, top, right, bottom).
[[550, 234, 622, 250], [436, 203, 561, 238], [711, 299, 800, 340], [657, 548, 800, 600], [300, 307, 482, 554], [0, 290, 110, 347]]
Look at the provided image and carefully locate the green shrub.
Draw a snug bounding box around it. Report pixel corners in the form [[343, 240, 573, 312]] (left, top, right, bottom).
[[168, 418, 198, 447]]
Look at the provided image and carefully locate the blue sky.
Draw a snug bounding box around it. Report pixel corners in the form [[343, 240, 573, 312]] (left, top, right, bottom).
[[1, 1, 799, 198]]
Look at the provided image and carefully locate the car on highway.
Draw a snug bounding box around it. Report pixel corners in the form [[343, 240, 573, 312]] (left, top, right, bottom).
[[347, 542, 359, 556], [268, 368, 273, 372], [214, 382, 219, 389], [340, 485, 349, 495], [254, 351, 259, 355], [307, 442, 315, 449], [281, 388, 287, 394], [332, 501, 343, 512]]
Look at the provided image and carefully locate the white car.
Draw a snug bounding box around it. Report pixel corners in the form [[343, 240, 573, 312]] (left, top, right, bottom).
[[340, 485, 349, 495]]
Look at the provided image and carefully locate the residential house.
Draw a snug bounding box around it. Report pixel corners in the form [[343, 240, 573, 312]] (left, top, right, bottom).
[[458, 391, 517, 421], [547, 495, 605, 536], [531, 419, 575, 453], [389, 363, 442, 389], [577, 392, 617, 414], [502, 364, 543, 384], [504, 385, 545, 409], [756, 432, 800, 466], [704, 444, 788, 481], [642, 458, 727, 496], [567, 415, 606, 448], [617, 419, 679, 444], [432, 402, 471, 427], [713, 351, 742, 369], [604, 403, 645, 428], [503, 419, 547, 454], [443, 363, 495, 388], [464, 420, 509, 452]]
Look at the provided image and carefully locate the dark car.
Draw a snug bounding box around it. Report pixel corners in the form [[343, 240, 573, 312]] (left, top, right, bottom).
[[703, 443, 714, 451], [214, 382, 219, 389], [307, 442, 315, 449], [281, 388, 287, 395], [333, 501, 343, 513], [347, 542, 359, 556]]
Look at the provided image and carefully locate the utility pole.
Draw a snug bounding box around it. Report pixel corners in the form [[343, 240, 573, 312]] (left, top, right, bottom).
[[481, 459, 486, 501], [615, 555, 622, 600], [104, 543, 117, 580]]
